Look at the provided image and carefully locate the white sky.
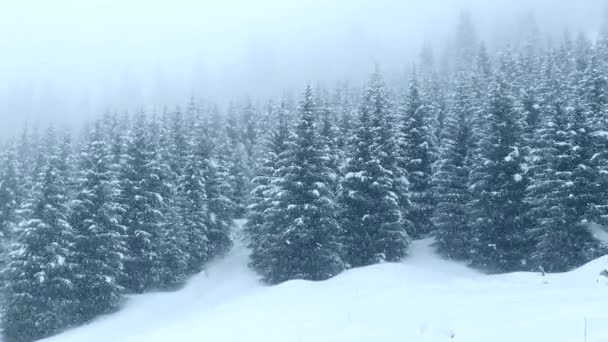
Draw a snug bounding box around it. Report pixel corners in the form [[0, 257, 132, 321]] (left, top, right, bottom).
[[0, 0, 605, 137]]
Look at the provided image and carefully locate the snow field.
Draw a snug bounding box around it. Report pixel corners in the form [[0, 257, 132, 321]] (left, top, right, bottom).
[[44, 223, 608, 342]]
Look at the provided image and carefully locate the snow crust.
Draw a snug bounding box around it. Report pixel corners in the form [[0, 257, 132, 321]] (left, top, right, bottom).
[[43, 222, 608, 342]]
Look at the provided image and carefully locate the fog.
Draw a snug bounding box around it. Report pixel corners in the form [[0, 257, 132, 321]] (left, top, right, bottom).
[[0, 0, 605, 137]]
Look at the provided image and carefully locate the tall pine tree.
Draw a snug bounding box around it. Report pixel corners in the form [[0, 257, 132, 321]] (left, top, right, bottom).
[[249, 86, 344, 284], [397, 76, 436, 238], [433, 73, 474, 260], [339, 70, 411, 267], [468, 74, 532, 272], [68, 122, 127, 324], [2, 151, 77, 342]]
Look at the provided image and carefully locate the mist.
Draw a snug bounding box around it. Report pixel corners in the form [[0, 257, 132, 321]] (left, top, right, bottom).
[[1, 0, 605, 137]]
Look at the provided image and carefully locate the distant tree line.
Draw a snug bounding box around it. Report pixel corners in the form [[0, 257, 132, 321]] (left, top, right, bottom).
[[1, 12, 608, 342]]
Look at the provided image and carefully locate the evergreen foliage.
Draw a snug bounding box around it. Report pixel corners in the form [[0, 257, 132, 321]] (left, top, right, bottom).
[[2, 14, 608, 342], [338, 71, 411, 267], [248, 86, 344, 284]]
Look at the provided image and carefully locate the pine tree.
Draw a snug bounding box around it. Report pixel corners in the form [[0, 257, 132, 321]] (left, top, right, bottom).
[[318, 98, 341, 191], [249, 86, 344, 284], [241, 99, 259, 159], [339, 71, 411, 267], [218, 113, 250, 219], [200, 119, 234, 260], [397, 77, 436, 238], [153, 112, 190, 288], [468, 74, 532, 272], [335, 83, 356, 155], [118, 113, 166, 293], [2, 153, 77, 342], [176, 130, 212, 274], [526, 102, 607, 272], [246, 102, 290, 275], [227, 145, 249, 218], [68, 122, 126, 324], [433, 74, 474, 260], [0, 147, 20, 246]]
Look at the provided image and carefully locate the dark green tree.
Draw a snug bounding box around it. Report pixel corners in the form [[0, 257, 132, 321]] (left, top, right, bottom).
[[339, 71, 411, 267], [249, 86, 344, 284]]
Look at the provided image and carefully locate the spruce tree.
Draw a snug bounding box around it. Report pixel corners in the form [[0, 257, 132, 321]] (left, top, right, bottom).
[[154, 112, 190, 288], [468, 75, 532, 272], [527, 102, 607, 272], [176, 131, 212, 274], [68, 122, 127, 324], [250, 85, 344, 284], [199, 119, 234, 260], [246, 102, 290, 275], [339, 71, 410, 267], [118, 113, 166, 293], [397, 77, 436, 238], [318, 98, 341, 191], [217, 114, 250, 219], [433, 74, 474, 260], [0, 147, 20, 247], [2, 154, 77, 342]]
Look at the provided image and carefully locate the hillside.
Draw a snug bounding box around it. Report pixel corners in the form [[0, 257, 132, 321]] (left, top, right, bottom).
[[42, 221, 608, 342]]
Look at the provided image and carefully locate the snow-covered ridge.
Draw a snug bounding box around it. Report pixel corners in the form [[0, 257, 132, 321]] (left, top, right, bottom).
[[44, 237, 608, 342]]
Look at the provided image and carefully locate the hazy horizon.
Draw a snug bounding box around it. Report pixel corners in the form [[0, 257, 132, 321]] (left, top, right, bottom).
[[1, 0, 606, 138]]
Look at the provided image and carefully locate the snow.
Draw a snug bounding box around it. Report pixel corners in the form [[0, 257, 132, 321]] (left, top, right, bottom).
[[344, 171, 365, 180], [588, 223, 608, 245], [592, 131, 608, 139], [43, 226, 608, 342], [55, 255, 65, 266]]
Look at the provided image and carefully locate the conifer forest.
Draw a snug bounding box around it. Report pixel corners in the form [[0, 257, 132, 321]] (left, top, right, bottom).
[[2, 10, 608, 342]]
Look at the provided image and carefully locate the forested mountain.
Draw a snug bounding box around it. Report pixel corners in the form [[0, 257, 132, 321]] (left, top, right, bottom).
[[1, 14, 608, 342]]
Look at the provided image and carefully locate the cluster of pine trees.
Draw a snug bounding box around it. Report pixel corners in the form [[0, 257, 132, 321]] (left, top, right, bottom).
[[0, 106, 253, 342], [245, 20, 608, 281], [1, 13, 608, 342]]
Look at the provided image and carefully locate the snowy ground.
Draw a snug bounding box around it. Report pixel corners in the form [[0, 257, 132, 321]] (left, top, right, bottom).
[[43, 220, 608, 342]]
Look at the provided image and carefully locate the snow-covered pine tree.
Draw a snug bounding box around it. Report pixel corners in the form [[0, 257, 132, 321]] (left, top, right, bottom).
[[318, 97, 341, 192], [335, 83, 357, 155], [397, 76, 436, 238], [152, 112, 190, 288], [432, 73, 474, 260], [467, 71, 532, 273], [339, 70, 411, 267], [57, 132, 76, 197], [17, 126, 43, 201], [241, 99, 259, 160], [227, 145, 249, 219], [176, 125, 212, 275], [118, 112, 167, 293], [526, 101, 607, 272], [419, 44, 448, 143], [246, 102, 290, 276], [0, 146, 20, 249], [250, 85, 344, 284], [167, 109, 190, 176], [68, 121, 127, 325], [579, 46, 608, 231], [15, 127, 36, 198], [102, 112, 129, 184], [199, 119, 234, 261], [2, 147, 78, 342], [217, 112, 250, 219]]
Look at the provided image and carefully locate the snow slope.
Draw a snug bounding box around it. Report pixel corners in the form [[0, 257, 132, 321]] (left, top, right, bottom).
[[44, 222, 608, 342]]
